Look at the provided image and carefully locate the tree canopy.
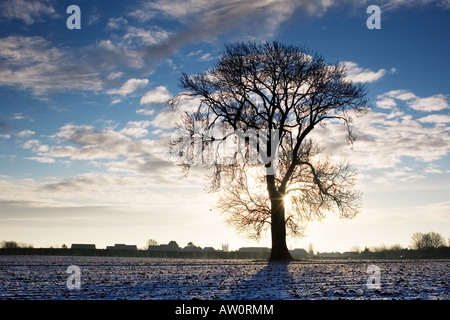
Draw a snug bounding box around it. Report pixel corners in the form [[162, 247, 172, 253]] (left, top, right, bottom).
[[170, 41, 368, 259]]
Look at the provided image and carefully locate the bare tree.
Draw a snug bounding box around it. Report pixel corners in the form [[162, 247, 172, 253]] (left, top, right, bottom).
[[170, 41, 367, 260], [146, 239, 158, 248], [411, 232, 446, 250], [0, 241, 19, 249], [0, 240, 33, 248]]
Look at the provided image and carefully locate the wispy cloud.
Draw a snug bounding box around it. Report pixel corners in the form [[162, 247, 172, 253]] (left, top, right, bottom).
[[23, 122, 169, 175], [132, 0, 450, 68], [0, 134, 11, 140], [96, 18, 171, 70], [0, 36, 103, 95], [17, 130, 35, 138], [199, 53, 214, 61], [354, 110, 450, 167], [378, 0, 450, 11], [2, 0, 447, 98], [135, 0, 334, 66], [313, 90, 450, 172], [0, 0, 57, 25]]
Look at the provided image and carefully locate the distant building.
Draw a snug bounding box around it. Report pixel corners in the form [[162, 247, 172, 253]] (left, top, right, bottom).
[[106, 244, 137, 250], [222, 243, 229, 252], [290, 248, 308, 259], [183, 245, 202, 252], [71, 244, 96, 250], [342, 251, 359, 258], [148, 244, 180, 251], [317, 252, 342, 258], [238, 247, 270, 253]]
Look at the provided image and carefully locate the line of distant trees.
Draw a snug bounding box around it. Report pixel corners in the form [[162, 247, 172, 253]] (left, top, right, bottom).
[[2, 231, 448, 259], [334, 232, 449, 259], [346, 231, 449, 253], [0, 241, 34, 249], [410, 232, 447, 250]]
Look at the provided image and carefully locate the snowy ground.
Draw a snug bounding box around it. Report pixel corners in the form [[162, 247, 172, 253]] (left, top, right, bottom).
[[0, 256, 448, 300]]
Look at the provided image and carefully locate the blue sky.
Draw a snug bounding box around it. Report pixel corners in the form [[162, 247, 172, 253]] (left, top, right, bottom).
[[0, 0, 449, 252]]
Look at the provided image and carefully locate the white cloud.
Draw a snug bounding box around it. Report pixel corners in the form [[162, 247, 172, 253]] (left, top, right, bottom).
[[17, 130, 35, 138], [188, 49, 203, 57], [120, 121, 152, 139], [375, 98, 397, 110], [418, 114, 450, 124], [53, 124, 131, 148], [98, 39, 117, 51], [36, 145, 49, 153], [22, 139, 40, 150], [107, 72, 124, 80], [140, 86, 171, 105], [22, 140, 51, 162], [123, 26, 170, 46], [373, 169, 426, 185], [199, 53, 214, 61], [110, 98, 122, 106], [424, 164, 443, 174], [312, 105, 450, 171], [97, 19, 171, 69], [0, 134, 11, 139], [150, 109, 179, 129], [377, 90, 449, 113], [106, 17, 128, 30], [13, 122, 182, 192], [408, 94, 449, 112], [384, 90, 418, 101], [150, 98, 201, 129], [342, 61, 386, 83], [136, 108, 156, 116], [107, 78, 149, 96], [31, 123, 170, 167], [0, 36, 62, 66], [10, 113, 25, 120], [25, 156, 55, 164]]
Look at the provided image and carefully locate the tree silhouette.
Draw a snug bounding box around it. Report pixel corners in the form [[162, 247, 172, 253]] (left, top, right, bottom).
[[146, 238, 158, 248], [170, 42, 367, 260], [168, 240, 180, 249], [0, 241, 19, 249], [411, 232, 446, 250]]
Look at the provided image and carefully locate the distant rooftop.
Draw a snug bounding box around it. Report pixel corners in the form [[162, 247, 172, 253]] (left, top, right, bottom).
[[238, 247, 270, 253], [106, 244, 137, 250], [71, 244, 96, 250]]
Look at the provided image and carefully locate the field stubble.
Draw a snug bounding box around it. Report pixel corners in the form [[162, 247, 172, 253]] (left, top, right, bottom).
[[0, 256, 448, 300]]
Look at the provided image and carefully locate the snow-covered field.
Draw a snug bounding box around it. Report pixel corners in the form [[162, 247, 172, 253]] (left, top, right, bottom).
[[0, 256, 448, 300]]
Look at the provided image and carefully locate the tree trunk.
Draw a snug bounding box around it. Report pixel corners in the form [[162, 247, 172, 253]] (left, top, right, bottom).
[[269, 197, 292, 261], [266, 174, 292, 260]]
